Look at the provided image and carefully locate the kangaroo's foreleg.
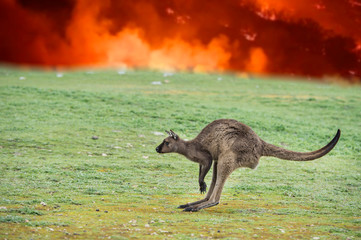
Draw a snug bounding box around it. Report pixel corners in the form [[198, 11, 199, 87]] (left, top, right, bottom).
[[178, 161, 217, 209], [199, 160, 212, 193]]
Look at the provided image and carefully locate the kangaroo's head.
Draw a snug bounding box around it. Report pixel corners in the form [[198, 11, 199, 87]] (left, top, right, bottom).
[[156, 130, 179, 153]]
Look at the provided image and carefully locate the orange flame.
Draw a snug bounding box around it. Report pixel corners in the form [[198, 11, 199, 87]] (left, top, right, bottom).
[[0, 0, 360, 80]]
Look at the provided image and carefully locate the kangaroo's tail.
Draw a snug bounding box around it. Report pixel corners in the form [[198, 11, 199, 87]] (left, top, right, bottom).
[[261, 129, 340, 161]]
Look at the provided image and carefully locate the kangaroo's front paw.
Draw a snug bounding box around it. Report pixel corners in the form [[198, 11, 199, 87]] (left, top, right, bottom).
[[199, 182, 207, 194]]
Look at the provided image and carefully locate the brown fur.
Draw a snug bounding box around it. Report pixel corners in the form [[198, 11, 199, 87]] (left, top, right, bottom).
[[156, 119, 340, 212]]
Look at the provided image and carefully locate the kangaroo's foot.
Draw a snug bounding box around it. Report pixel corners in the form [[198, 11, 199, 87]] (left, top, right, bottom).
[[177, 204, 190, 209], [177, 198, 208, 209], [183, 201, 219, 212]]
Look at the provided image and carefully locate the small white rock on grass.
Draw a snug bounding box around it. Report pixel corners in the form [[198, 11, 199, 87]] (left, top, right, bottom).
[[153, 132, 164, 136], [151, 81, 162, 85]]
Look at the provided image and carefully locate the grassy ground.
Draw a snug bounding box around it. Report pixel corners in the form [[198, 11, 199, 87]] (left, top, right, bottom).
[[0, 66, 360, 239]]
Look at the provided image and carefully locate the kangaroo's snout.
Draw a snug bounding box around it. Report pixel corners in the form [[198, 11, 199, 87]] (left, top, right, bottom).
[[156, 142, 163, 153]]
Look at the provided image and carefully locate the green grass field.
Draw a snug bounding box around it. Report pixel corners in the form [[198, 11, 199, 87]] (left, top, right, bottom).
[[0, 66, 360, 239]]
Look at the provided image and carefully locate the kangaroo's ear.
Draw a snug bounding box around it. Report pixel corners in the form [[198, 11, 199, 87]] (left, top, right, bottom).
[[170, 130, 178, 140], [165, 130, 174, 138]]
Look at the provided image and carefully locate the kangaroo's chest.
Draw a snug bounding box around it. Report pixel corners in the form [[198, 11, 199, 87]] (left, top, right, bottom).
[[186, 148, 212, 165]]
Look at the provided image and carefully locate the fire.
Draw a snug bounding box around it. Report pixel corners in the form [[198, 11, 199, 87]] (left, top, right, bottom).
[[0, 0, 360, 81], [148, 35, 232, 72], [246, 48, 268, 73]]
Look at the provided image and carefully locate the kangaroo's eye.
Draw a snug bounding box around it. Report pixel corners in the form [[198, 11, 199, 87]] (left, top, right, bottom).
[[165, 142, 169, 146]]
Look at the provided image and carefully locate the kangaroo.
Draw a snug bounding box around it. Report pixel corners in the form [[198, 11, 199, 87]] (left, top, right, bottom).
[[155, 119, 340, 212]]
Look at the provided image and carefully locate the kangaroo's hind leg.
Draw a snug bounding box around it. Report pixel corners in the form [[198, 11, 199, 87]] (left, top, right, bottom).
[[183, 154, 234, 212], [178, 161, 218, 209]]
